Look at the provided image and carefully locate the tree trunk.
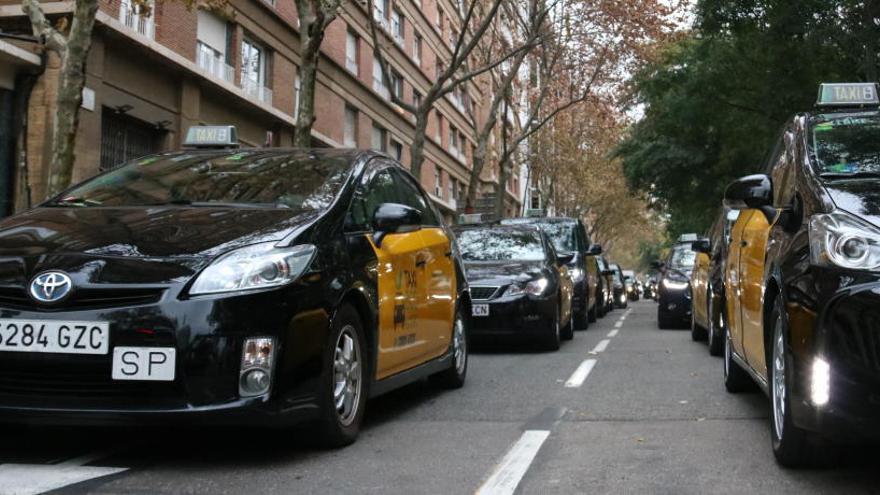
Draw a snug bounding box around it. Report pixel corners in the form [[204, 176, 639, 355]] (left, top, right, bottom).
[[465, 139, 489, 211], [494, 156, 512, 219], [44, 0, 98, 198], [409, 113, 428, 179], [293, 5, 325, 148]]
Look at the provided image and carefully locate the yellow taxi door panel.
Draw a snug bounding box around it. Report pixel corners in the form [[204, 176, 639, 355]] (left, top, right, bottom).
[[418, 227, 456, 358], [725, 211, 751, 356], [740, 210, 772, 376], [693, 253, 710, 326], [369, 231, 430, 380]]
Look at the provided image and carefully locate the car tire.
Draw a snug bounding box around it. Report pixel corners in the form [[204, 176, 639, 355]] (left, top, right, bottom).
[[561, 298, 575, 341], [768, 297, 819, 467], [657, 307, 673, 329], [430, 307, 468, 389], [707, 294, 724, 357], [588, 300, 598, 323], [723, 321, 752, 394], [316, 304, 368, 448], [543, 308, 561, 351], [574, 299, 589, 331]]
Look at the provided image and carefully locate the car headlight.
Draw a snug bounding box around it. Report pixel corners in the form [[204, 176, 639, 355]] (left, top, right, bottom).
[[506, 277, 549, 297], [191, 242, 317, 295], [810, 210, 880, 271], [569, 268, 585, 283], [662, 270, 689, 290]]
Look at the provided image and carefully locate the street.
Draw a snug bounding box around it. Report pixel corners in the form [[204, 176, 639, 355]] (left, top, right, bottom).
[[0, 301, 876, 495]]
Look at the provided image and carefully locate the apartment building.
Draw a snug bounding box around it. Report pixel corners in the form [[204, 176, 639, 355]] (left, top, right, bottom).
[[0, 0, 524, 220]]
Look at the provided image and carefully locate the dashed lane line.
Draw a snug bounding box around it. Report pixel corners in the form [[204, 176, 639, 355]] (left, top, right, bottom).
[[614, 321, 623, 328], [590, 339, 610, 354], [607, 329, 618, 338], [564, 359, 597, 388], [0, 450, 127, 495], [475, 430, 551, 495]]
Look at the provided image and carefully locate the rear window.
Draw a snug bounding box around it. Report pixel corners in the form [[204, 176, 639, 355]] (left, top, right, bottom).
[[669, 244, 696, 270], [456, 228, 545, 262]]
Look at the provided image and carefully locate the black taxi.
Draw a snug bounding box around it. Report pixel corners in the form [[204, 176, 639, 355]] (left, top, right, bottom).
[[722, 83, 880, 465], [0, 126, 470, 447]]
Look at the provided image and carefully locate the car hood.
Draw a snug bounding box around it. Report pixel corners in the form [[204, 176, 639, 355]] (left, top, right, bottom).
[[0, 206, 319, 286], [823, 179, 880, 228], [463, 260, 546, 286]]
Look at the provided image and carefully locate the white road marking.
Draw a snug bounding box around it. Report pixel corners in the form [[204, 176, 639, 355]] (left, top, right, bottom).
[[0, 449, 127, 495], [614, 321, 623, 328], [564, 359, 597, 388], [607, 329, 618, 338], [0, 464, 127, 495], [590, 339, 610, 354], [476, 430, 551, 495]]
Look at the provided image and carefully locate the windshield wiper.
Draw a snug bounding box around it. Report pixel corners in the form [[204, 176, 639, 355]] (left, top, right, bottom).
[[819, 171, 880, 180], [48, 197, 102, 207]]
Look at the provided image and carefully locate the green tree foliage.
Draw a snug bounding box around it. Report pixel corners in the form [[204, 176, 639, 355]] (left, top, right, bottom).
[[617, 0, 878, 237]]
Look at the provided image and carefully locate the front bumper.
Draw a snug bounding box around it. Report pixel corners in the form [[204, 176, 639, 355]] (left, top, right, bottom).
[[470, 294, 555, 338], [788, 270, 880, 442], [0, 282, 329, 426], [658, 283, 691, 322]]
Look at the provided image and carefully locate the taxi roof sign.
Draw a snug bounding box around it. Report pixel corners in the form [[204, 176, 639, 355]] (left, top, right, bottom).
[[816, 83, 880, 107], [183, 125, 239, 148]]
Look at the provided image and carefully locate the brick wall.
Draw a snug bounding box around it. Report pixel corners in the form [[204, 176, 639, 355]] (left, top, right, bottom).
[[155, 1, 197, 60]]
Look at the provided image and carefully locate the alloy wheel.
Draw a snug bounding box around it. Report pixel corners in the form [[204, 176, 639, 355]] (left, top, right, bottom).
[[453, 315, 467, 375], [772, 317, 786, 440], [333, 325, 362, 427]]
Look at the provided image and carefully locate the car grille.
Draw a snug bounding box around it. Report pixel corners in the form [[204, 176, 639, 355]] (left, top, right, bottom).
[[471, 286, 500, 300], [0, 356, 182, 408], [0, 286, 164, 311]]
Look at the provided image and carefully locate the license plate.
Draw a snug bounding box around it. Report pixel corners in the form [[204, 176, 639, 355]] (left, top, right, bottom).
[[0, 319, 109, 355], [112, 347, 176, 381], [472, 304, 489, 317]]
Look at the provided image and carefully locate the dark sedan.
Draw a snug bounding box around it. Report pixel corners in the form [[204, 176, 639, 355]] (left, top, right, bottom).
[[0, 134, 469, 447], [453, 224, 573, 351]]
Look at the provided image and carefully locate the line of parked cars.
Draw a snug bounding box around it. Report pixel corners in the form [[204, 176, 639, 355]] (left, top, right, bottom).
[[661, 82, 880, 467], [453, 217, 635, 350]]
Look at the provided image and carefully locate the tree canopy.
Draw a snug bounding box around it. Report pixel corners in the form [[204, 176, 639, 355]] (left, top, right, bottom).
[[616, 0, 879, 237]]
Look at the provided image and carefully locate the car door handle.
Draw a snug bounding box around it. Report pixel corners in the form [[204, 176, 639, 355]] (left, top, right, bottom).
[[444, 251, 453, 258], [741, 240, 748, 247], [416, 257, 427, 268]]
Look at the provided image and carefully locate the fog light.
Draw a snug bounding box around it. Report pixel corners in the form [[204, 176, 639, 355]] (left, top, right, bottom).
[[240, 368, 271, 396], [811, 357, 830, 406], [240, 337, 275, 397]]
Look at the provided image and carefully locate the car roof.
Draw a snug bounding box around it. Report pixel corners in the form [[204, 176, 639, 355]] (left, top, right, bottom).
[[501, 217, 578, 225], [452, 223, 541, 234]]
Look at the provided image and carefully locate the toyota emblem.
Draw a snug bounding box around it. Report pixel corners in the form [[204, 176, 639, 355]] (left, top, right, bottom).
[[29, 271, 73, 303]]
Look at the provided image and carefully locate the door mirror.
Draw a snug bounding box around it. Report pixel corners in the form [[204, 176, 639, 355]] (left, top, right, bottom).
[[556, 252, 575, 265], [601, 269, 614, 276], [650, 260, 665, 271], [372, 203, 422, 247], [724, 174, 772, 210], [691, 238, 711, 254], [587, 244, 603, 256]]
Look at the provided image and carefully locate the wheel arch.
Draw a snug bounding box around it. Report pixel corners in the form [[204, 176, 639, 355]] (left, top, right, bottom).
[[339, 287, 377, 376], [762, 269, 785, 366]]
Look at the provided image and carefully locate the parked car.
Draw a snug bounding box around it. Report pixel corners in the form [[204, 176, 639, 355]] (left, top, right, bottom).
[[609, 263, 628, 309], [655, 235, 697, 328], [0, 127, 471, 447], [722, 82, 880, 466], [501, 217, 602, 329], [643, 277, 657, 300], [690, 208, 739, 355], [453, 224, 574, 350], [623, 270, 639, 301], [595, 255, 615, 314]]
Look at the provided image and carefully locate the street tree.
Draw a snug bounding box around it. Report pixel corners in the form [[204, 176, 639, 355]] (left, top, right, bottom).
[[293, 0, 348, 147]]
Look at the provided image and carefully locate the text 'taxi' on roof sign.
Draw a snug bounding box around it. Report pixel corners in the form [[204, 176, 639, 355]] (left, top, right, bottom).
[[817, 83, 880, 107], [184, 125, 239, 148]]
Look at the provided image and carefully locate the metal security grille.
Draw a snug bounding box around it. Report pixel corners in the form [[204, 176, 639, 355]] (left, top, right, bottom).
[[100, 109, 165, 171]]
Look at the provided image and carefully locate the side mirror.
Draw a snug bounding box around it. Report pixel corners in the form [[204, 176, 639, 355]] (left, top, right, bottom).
[[601, 269, 614, 276], [372, 203, 422, 247], [650, 260, 665, 270], [691, 238, 711, 254], [724, 174, 773, 212], [556, 252, 575, 265], [587, 244, 603, 255]]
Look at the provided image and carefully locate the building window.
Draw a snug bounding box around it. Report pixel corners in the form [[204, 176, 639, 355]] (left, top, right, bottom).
[[413, 33, 422, 66], [374, 0, 390, 29], [413, 90, 422, 108], [435, 111, 443, 141], [434, 167, 442, 196], [392, 9, 405, 44], [241, 38, 272, 105], [120, 0, 155, 38], [391, 70, 403, 100], [449, 177, 457, 202], [196, 10, 230, 81], [372, 124, 387, 152], [100, 108, 165, 171], [294, 68, 301, 119], [344, 106, 358, 147], [345, 29, 359, 75], [450, 125, 459, 155], [373, 55, 389, 99], [390, 139, 403, 161]]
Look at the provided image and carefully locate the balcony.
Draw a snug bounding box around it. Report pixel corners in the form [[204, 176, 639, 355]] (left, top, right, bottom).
[[120, 2, 154, 39], [196, 50, 234, 83], [242, 79, 273, 106]]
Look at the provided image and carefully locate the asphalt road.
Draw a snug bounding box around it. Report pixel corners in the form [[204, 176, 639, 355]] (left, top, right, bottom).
[[2, 301, 879, 495]]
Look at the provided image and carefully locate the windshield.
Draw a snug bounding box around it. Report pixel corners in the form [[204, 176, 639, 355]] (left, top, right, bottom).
[[50, 151, 352, 209], [669, 245, 697, 270], [535, 223, 577, 253], [456, 228, 546, 262], [810, 113, 880, 176]]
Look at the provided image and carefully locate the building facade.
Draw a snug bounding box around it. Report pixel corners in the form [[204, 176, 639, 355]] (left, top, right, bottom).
[[0, 0, 524, 221]]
